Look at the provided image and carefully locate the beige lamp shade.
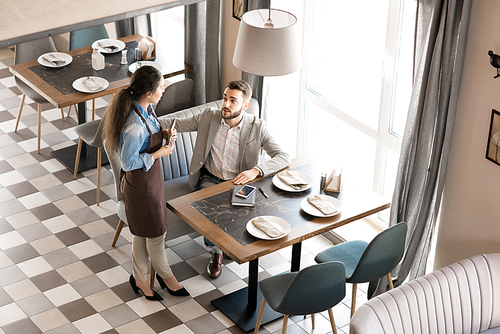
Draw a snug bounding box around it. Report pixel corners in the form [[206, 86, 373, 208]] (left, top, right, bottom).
[[233, 9, 302, 76]]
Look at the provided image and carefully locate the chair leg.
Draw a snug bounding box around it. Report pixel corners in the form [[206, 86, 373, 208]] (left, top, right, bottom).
[[14, 94, 26, 132], [37, 103, 42, 154], [387, 272, 394, 290], [111, 219, 124, 247], [327, 308, 338, 334], [92, 99, 96, 121], [281, 315, 288, 334], [60, 107, 65, 121], [73, 138, 83, 180], [150, 263, 155, 288], [350, 283, 357, 318], [254, 299, 266, 334], [311, 314, 315, 329], [96, 147, 101, 206]]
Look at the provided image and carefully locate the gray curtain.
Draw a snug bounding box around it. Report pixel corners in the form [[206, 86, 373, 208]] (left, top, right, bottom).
[[369, 0, 472, 297], [185, 0, 221, 105], [115, 15, 152, 38], [241, 0, 269, 118]]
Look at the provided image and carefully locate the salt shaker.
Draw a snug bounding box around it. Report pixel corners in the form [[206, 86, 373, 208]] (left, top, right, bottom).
[[320, 173, 327, 190], [91, 48, 105, 71], [134, 48, 142, 62], [121, 50, 127, 65]]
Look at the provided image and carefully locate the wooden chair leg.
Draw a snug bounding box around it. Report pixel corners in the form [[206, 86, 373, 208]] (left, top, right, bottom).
[[60, 107, 65, 121], [96, 147, 101, 206], [111, 219, 124, 247], [350, 283, 357, 318], [254, 299, 266, 334], [73, 138, 83, 180], [387, 272, 394, 290], [311, 314, 315, 329], [328, 308, 338, 334], [37, 103, 42, 154], [14, 94, 26, 132], [150, 263, 155, 288], [281, 315, 288, 334], [92, 99, 96, 121]]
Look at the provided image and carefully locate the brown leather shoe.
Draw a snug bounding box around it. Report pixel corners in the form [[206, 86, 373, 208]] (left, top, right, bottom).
[[207, 253, 223, 279]]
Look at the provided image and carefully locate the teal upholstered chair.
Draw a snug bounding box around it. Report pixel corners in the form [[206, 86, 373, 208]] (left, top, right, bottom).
[[254, 262, 346, 334], [315, 222, 407, 318], [68, 25, 109, 120]]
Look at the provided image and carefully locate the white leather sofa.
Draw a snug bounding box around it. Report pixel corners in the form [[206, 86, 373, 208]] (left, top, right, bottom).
[[350, 253, 500, 334]]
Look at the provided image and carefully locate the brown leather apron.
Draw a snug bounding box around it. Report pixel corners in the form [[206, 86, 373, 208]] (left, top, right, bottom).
[[121, 106, 166, 237]]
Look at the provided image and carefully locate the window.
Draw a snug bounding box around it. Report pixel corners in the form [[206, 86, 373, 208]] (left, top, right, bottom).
[[300, 0, 416, 224]]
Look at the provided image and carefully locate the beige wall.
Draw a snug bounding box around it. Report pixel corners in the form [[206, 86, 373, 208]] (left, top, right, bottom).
[[220, 0, 242, 91], [434, 0, 500, 269]]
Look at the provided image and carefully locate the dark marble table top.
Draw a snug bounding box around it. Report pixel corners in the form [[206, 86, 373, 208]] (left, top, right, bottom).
[[28, 41, 139, 96], [190, 164, 341, 246]]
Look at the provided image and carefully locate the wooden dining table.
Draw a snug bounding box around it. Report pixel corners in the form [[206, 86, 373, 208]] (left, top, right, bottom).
[[167, 155, 391, 331], [9, 34, 193, 173]]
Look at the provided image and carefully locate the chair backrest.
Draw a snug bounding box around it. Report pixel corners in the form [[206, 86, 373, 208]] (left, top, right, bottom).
[[103, 142, 123, 202], [15, 37, 57, 65], [69, 25, 109, 50], [349, 222, 407, 283], [276, 261, 346, 315], [155, 78, 195, 117]]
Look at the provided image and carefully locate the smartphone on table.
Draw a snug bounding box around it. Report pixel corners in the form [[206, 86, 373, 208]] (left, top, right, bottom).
[[165, 119, 177, 147], [235, 185, 257, 198]]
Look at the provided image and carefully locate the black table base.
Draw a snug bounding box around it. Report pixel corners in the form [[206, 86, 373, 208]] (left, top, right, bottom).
[[211, 284, 282, 332], [50, 144, 108, 174], [211, 243, 303, 332]]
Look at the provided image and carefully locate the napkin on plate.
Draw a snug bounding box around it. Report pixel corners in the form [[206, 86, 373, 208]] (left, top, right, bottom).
[[277, 171, 308, 190], [252, 218, 285, 238], [42, 53, 66, 66], [98, 40, 119, 51], [83, 77, 103, 91], [307, 195, 338, 215]]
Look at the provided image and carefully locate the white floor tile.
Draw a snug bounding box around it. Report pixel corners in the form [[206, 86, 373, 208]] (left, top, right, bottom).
[[168, 299, 208, 323], [17, 256, 53, 278], [180, 275, 216, 298], [0, 170, 27, 187], [18, 192, 50, 209], [126, 296, 166, 318], [68, 239, 104, 260], [42, 214, 76, 234], [0, 231, 27, 250], [159, 324, 195, 334], [73, 313, 113, 334], [96, 266, 130, 288], [0, 303, 27, 327], [43, 283, 82, 307]]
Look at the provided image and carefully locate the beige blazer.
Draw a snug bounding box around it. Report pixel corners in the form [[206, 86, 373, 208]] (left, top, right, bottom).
[[158, 107, 290, 190]]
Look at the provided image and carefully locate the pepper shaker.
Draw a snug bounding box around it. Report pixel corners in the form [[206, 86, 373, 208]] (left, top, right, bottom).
[[320, 173, 327, 190]]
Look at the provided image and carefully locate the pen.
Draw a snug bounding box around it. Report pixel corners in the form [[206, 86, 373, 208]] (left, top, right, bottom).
[[259, 187, 269, 199]]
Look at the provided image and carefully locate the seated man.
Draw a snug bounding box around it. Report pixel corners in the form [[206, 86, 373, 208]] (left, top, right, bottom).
[[159, 80, 290, 278]]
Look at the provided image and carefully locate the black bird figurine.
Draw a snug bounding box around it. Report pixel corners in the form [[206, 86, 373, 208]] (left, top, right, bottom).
[[489, 50, 500, 78]]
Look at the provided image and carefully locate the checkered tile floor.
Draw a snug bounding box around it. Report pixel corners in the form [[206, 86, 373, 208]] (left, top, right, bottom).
[[0, 47, 368, 334]]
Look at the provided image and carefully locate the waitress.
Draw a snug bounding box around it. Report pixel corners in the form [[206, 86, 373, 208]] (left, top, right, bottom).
[[103, 66, 188, 300]]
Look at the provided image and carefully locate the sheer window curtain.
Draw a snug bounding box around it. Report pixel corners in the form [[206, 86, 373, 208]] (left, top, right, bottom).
[[115, 15, 152, 38], [369, 0, 472, 298]]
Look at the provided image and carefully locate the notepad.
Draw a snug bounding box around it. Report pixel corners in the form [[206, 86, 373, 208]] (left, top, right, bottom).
[[231, 185, 256, 207]]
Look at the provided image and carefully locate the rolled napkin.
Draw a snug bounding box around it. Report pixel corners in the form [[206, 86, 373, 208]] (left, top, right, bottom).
[[42, 53, 66, 66], [83, 77, 103, 91], [277, 171, 308, 190], [98, 40, 119, 51], [252, 218, 285, 238], [307, 195, 338, 215]]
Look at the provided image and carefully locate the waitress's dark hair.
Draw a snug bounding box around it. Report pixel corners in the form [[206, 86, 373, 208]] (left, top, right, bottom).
[[103, 65, 162, 154]]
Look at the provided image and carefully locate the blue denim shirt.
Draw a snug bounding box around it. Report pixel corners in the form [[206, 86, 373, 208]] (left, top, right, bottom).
[[119, 102, 161, 172]]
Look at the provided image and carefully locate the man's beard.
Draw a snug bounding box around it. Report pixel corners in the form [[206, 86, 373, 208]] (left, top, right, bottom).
[[222, 106, 243, 120]]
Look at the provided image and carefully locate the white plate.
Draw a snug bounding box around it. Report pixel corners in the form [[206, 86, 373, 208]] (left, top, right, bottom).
[[300, 195, 343, 217], [91, 39, 126, 54], [37, 52, 73, 68], [72, 77, 109, 93], [272, 171, 314, 192], [246, 216, 291, 240], [128, 61, 163, 74]]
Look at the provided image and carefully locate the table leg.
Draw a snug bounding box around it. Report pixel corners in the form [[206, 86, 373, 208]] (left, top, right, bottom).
[[50, 102, 108, 173], [291, 242, 302, 272]]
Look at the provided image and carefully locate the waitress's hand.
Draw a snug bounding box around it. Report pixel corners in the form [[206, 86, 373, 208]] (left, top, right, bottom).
[[162, 128, 177, 144], [152, 130, 177, 159]]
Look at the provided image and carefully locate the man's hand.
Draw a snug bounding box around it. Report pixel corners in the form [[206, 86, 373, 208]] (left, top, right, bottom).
[[233, 168, 260, 185]]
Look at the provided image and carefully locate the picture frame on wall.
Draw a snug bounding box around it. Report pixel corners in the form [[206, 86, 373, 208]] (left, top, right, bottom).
[[233, 0, 244, 20], [486, 109, 500, 166]]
